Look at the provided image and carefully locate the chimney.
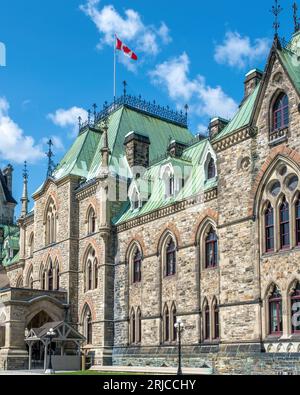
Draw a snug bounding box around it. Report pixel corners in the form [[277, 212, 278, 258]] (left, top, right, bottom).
[[244, 69, 263, 98], [209, 118, 229, 140], [168, 140, 187, 158], [2, 164, 13, 194], [124, 132, 150, 169]]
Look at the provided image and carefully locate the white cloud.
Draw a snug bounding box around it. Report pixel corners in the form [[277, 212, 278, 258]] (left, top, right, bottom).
[[80, 0, 171, 61], [0, 97, 44, 164], [42, 135, 65, 152], [48, 107, 88, 137], [214, 31, 270, 69], [150, 53, 238, 120]]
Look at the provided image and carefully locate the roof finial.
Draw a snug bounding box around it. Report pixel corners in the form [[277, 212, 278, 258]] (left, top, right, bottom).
[[46, 139, 55, 179], [293, 2, 300, 33], [21, 161, 29, 217], [93, 103, 97, 125], [123, 80, 127, 97], [271, 0, 283, 38], [78, 116, 82, 132], [88, 109, 91, 125]]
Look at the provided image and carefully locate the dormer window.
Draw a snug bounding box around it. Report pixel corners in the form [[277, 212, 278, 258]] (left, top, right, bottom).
[[273, 93, 289, 131], [207, 158, 216, 180], [168, 176, 175, 197], [161, 165, 175, 199], [129, 182, 141, 211]]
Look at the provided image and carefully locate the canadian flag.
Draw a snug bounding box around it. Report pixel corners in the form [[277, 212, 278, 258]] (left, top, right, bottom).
[[116, 37, 138, 61]]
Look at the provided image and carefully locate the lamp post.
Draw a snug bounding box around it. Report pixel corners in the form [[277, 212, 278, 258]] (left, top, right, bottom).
[[45, 328, 56, 374], [174, 319, 184, 376]]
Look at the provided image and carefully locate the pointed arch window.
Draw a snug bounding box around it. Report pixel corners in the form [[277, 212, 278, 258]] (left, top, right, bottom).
[[205, 228, 218, 268], [280, 197, 290, 249], [136, 308, 142, 344], [55, 264, 60, 291], [94, 260, 98, 289], [269, 287, 283, 335], [28, 233, 34, 258], [87, 207, 96, 235], [171, 305, 177, 342], [296, 198, 300, 246], [204, 303, 210, 340], [45, 199, 57, 246], [163, 305, 170, 342], [207, 158, 216, 180], [29, 276, 34, 290], [42, 270, 46, 290], [130, 308, 136, 345], [133, 248, 142, 283], [87, 261, 92, 291], [213, 303, 220, 340], [265, 203, 274, 253], [166, 238, 176, 277], [291, 283, 300, 334], [83, 305, 93, 345], [48, 262, 54, 291], [273, 93, 289, 131]]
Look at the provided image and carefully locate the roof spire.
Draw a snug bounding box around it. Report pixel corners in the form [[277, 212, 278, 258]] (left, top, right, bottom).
[[123, 80, 127, 97], [293, 2, 300, 33], [100, 118, 111, 174], [271, 0, 283, 38], [21, 161, 29, 217], [46, 139, 55, 179]]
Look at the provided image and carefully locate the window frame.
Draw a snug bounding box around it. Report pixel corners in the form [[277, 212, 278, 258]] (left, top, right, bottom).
[[265, 203, 275, 253], [205, 228, 218, 269], [279, 197, 290, 250], [291, 283, 300, 334], [269, 288, 283, 336], [165, 239, 176, 277], [272, 93, 289, 132]]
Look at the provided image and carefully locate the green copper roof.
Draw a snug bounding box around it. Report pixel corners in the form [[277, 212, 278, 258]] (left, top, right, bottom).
[[213, 83, 260, 142], [278, 50, 300, 95], [51, 105, 193, 183], [1, 224, 20, 267], [114, 138, 213, 225]]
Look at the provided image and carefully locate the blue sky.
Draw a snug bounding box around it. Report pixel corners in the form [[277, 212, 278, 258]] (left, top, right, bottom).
[[0, 0, 296, 216]]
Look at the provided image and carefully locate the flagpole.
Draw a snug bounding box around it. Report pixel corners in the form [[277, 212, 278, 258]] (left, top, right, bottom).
[[114, 34, 117, 100]]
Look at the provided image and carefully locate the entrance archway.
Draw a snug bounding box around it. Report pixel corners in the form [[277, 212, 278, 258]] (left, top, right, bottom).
[[26, 311, 54, 369]]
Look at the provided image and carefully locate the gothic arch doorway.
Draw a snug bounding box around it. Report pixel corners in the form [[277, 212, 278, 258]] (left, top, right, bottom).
[[27, 311, 53, 330], [26, 311, 54, 369]]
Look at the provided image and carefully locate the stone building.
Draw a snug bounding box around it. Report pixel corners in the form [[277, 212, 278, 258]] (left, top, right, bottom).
[[2, 30, 300, 374]]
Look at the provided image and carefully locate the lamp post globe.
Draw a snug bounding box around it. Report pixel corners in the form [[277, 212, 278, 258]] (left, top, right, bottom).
[[175, 319, 184, 376], [45, 328, 56, 375]]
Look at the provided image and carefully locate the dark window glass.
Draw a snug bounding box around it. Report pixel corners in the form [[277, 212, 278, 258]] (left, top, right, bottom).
[[269, 287, 283, 335], [207, 158, 216, 180], [48, 263, 53, 291], [296, 199, 300, 246], [133, 249, 142, 283], [273, 93, 289, 131], [214, 305, 220, 340], [205, 229, 218, 268], [164, 307, 170, 342], [280, 198, 290, 249], [166, 239, 176, 276], [265, 203, 274, 252], [204, 305, 210, 340], [87, 314, 92, 344]]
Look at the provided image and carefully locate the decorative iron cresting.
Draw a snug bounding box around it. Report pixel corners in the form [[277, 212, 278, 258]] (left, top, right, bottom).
[[79, 94, 188, 133]]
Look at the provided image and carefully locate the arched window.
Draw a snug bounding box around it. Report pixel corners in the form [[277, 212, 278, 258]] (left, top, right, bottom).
[[27, 267, 34, 289], [83, 305, 93, 345], [204, 303, 210, 340], [42, 270, 46, 290], [161, 166, 175, 199], [291, 283, 300, 334], [213, 303, 220, 340], [55, 263, 60, 291], [171, 304, 177, 342], [169, 176, 175, 197], [296, 198, 300, 246], [133, 248, 142, 283], [207, 158, 216, 180], [163, 305, 170, 342], [29, 276, 34, 289], [94, 260, 98, 289], [265, 203, 274, 253], [85, 248, 97, 292], [45, 198, 57, 246], [87, 261, 92, 291], [136, 308, 142, 344], [130, 308, 136, 345], [273, 93, 289, 131], [166, 238, 176, 277], [205, 228, 218, 268], [269, 287, 283, 335], [87, 207, 96, 235], [132, 189, 140, 211], [279, 197, 290, 249], [28, 233, 34, 258], [48, 262, 53, 291]]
